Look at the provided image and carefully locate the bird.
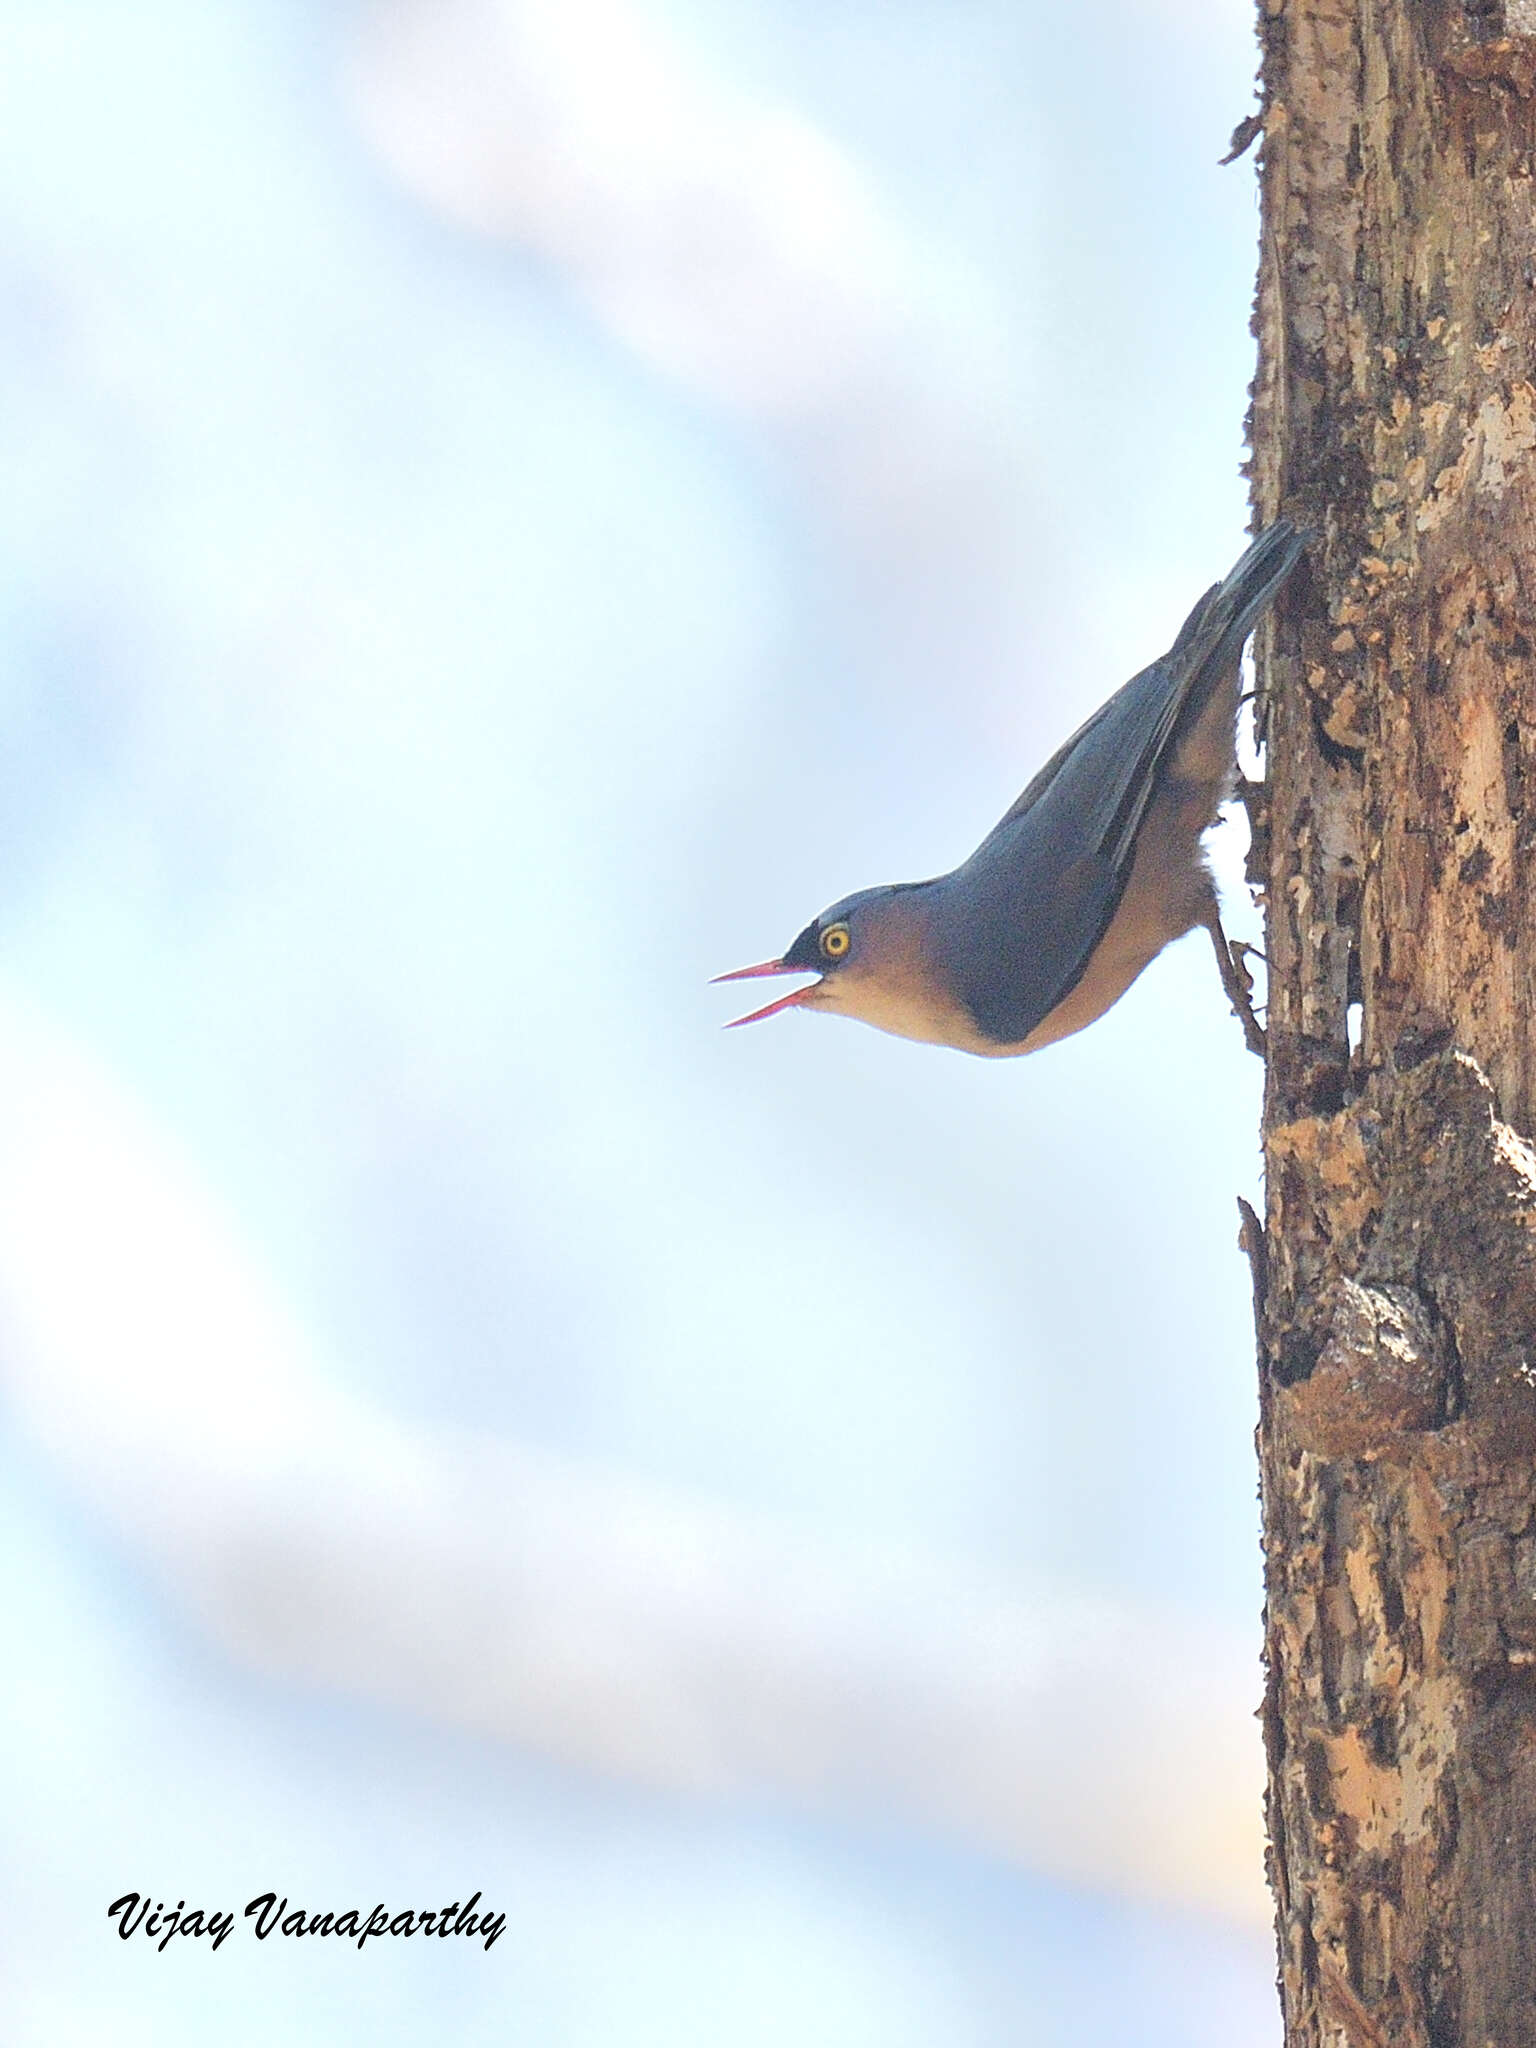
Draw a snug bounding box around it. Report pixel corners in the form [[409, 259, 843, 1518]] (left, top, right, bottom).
[[714, 520, 1307, 1059]]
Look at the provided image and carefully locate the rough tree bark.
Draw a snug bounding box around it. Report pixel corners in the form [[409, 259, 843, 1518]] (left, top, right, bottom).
[[1250, 3, 1536, 2043]]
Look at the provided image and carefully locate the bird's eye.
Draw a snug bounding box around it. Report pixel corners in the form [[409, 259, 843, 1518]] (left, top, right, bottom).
[[819, 922, 851, 960]]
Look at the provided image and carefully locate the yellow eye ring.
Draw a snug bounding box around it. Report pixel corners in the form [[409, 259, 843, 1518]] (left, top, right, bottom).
[[819, 922, 851, 960]]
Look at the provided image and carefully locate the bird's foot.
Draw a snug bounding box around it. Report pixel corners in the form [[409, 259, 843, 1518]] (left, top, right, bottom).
[[1205, 916, 1267, 1058], [1229, 941, 1268, 996]]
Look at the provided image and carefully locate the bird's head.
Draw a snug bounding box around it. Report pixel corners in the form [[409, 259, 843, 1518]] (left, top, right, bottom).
[[714, 882, 967, 1045]]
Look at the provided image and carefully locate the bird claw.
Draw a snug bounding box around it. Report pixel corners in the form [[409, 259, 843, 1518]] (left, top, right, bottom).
[[1228, 941, 1268, 1000], [1205, 917, 1267, 1058]]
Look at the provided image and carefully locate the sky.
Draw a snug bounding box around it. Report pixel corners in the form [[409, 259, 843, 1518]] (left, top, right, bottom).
[[0, 2, 1285, 2040]]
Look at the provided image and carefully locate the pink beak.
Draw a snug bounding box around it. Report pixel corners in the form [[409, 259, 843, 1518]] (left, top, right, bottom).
[[711, 959, 820, 1029]]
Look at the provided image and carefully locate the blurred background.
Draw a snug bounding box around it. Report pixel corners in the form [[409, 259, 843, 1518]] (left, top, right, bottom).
[[0, 1, 1283, 2040]]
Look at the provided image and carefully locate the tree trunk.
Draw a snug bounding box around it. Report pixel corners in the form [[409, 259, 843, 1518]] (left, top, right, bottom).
[[1250, 3, 1536, 2042]]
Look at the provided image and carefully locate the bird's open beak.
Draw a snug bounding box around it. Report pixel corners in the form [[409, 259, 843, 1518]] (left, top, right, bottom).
[[710, 959, 820, 1028]]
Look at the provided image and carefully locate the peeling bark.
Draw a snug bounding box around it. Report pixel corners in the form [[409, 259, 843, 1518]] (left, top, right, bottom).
[[1252, 2, 1536, 2041]]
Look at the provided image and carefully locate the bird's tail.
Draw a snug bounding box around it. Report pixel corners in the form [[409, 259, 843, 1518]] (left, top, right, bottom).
[[969, 517, 1310, 887], [1168, 517, 1310, 694], [1096, 517, 1308, 876]]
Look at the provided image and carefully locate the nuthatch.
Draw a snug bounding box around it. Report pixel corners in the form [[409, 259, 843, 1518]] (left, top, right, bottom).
[[716, 521, 1306, 1058]]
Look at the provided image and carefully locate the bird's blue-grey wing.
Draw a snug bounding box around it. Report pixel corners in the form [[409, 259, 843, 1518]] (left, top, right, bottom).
[[936, 520, 1307, 1043]]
